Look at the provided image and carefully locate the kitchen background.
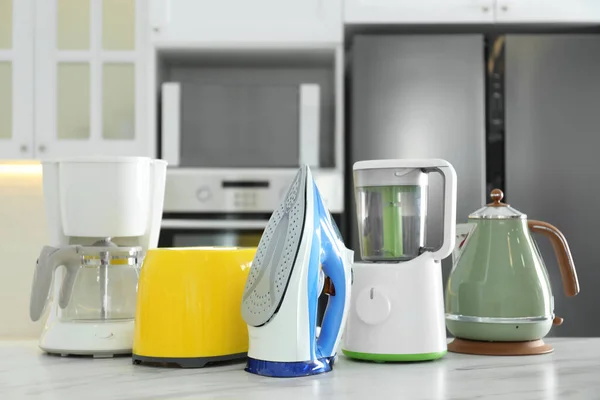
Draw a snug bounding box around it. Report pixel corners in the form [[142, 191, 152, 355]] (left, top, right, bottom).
[[1, 0, 600, 338]]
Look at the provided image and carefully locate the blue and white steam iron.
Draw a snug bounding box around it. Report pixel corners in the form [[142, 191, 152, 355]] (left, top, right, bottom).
[[241, 165, 353, 378]]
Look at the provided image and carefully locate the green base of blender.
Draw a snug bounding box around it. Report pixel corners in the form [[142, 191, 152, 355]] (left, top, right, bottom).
[[342, 349, 447, 362]]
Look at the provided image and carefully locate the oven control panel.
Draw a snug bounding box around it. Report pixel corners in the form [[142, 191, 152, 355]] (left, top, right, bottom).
[[163, 169, 344, 213]]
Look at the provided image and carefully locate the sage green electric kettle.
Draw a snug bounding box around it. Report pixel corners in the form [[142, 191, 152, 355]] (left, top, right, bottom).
[[446, 189, 579, 343]]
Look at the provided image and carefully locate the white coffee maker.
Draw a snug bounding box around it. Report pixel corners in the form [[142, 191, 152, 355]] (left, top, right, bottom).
[[342, 159, 456, 362], [30, 157, 167, 357]]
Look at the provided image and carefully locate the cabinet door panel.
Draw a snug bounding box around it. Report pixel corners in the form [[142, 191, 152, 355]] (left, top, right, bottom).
[[56, 0, 90, 50], [344, 0, 495, 24], [0, 0, 34, 159], [35, 0, 149, 159], [57, 63, 90, 139], [102, 0, 135, 50], [0, 62, 11, 139], [102, 63, 135, 139], [0, 0, 12, 49], [152, 0, 343, 45], [496, 0, 600, 23]]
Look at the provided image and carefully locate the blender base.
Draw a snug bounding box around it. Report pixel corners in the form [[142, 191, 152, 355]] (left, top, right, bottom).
[[342, 258, 448, 361], [448, 338, 554, 356], [342, 349, 446, 362], [39, 319, 134, 357]]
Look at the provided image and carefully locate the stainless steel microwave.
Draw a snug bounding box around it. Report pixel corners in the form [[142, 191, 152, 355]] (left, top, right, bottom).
[[157, 48, 342, 171]]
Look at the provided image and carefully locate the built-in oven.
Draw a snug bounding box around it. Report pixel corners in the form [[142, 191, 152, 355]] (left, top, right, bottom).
[[158, 170, 345, 248]]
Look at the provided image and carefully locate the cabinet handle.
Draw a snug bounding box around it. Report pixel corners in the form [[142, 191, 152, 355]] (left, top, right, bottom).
[[501, 5, 508, 11], [482, 6, 489, 12], [20, 145, 28, 153], [38, 145, 46, 153]]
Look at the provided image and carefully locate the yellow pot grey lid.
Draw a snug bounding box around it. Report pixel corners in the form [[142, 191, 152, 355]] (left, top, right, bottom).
[[468, 189, 526, 220]]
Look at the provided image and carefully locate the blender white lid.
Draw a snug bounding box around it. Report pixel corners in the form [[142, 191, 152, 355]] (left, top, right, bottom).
[[354, 159, 452, 170]]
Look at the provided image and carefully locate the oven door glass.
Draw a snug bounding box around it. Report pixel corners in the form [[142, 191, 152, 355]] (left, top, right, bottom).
[[167, 230, 263, 248], [158, 217, 268, 248]]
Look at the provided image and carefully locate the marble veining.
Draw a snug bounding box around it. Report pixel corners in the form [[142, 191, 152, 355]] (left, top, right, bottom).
[[0, 338, 599, 399]]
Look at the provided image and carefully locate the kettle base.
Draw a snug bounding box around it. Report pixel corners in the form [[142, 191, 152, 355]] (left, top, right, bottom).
[[448, 338, 553, 356]]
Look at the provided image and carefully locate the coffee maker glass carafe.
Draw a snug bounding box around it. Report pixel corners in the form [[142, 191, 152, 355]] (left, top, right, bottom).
[[30, 243, 144, 323], [61, 246, 143, 321]]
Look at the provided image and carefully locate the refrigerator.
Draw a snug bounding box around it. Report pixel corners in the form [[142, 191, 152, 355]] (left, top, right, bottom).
[[348, 34, 487, 293], [349, 33, 600, 336], [505, 35, 600, 337]]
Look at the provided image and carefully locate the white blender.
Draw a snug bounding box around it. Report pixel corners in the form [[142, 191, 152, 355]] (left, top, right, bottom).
[[342, 159, 456, 362], [30, 157, 167, 357]]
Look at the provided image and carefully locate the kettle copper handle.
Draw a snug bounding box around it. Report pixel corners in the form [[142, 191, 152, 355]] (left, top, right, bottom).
[[528, 220, 579, 297]]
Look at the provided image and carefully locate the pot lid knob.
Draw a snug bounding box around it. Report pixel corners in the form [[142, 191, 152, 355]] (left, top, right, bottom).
[[489, 189, 507, 207], [469, 188, 525, 219]]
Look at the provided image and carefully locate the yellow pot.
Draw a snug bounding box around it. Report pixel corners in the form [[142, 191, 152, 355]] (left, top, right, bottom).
[[132, 247, 255, 368]]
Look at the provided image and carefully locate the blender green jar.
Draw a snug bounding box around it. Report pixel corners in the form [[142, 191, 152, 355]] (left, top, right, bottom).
[[446, 189, 579, 354]]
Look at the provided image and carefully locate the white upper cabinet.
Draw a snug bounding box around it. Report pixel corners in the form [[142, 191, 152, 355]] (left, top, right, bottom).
[[495, 0, 600, 23], [150, 0, 343, 47], [0, 0, 34, 159], [34, 0, 151, 160], [344, 0, 495, 24]]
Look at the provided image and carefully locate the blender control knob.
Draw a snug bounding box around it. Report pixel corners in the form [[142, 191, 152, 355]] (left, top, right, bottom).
[[355, 286, 391, 325]]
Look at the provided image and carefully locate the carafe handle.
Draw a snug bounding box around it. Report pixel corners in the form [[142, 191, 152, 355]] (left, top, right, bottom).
[[431, 164, 457, 261], [30, 245, 81, 321], [528, 220, 579, 297]]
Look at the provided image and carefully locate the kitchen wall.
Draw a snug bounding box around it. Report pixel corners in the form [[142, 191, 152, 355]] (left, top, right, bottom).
[[0, 163, 47, 338]]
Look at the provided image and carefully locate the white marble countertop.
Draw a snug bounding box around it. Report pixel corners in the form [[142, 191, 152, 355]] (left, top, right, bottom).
[[0, 338, 598, 399]]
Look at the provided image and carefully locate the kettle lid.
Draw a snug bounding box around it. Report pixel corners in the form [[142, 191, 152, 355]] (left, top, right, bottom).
[[469, 189, 526, 220]]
